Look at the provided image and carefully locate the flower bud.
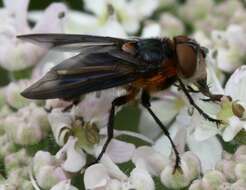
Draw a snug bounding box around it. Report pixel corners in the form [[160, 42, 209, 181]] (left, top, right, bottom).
[[231, 179, 246, 190], [161, 151, 201, 189], [189, 179, 204, 190], [161, 165, 190, 189], [216, 159, 237, 182], [218, 182, 232, 190], [33, 151, 56, 175], [0, 134, 16, 157], [4, 80, 34, 109], [181, 151, 201, 181], [202, 170, 226, 190], [4, 149, 31, 174], [234, 145, 246, 162], [3, 103, 49, 145], [235, 163, 246, 180]]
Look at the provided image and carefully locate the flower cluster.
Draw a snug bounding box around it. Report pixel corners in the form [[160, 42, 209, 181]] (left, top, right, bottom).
[[0, 0, 246, 190]]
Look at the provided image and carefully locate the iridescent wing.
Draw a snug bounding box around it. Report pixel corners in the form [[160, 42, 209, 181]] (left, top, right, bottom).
[[18, 34, 160, 99]]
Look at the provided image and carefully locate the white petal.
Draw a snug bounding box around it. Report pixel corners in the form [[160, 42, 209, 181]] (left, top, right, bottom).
[[142, 22, 161, 38], [100, 154, 128, 181], [56, 137, 86, 172], [84, 163, 109, 189], [132, 146, 169, 176], [225, 66, 246, 103], [95, 15, 127, 38], [84, 0, 106, 16], [106, 139, 135, 163], [139, 99, 179, 139], [129, 168, 155, 190], [48, 110, 73, 146], [191, 112, 219, 141], [187, 136, 222, 172], [3, 0, 29, 32], [222, 117, 243, 142], [153, 122, 180, 157], [33, 3, 67, 33], [51, 180, 78, 190]]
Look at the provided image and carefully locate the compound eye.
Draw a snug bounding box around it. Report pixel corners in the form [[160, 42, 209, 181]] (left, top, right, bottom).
[[176, 43, 197, 78]]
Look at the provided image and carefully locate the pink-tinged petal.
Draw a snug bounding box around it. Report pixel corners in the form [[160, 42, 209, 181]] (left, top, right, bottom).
[[33, 3, 67, 33], [3, 0, 29, 33], [132, 146, 169, 176], [187, 136, 222, 172], [106, 139, 135, 163], [84, 163, 109, 189]]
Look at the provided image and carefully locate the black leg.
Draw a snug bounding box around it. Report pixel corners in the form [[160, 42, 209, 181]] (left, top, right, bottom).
[[141, 90, 181, 172], [177, 78, 222, 125], [62, 99, 80, 112], [93, 95, 130, 163]]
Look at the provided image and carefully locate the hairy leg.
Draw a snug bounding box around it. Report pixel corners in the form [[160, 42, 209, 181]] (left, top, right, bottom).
[[141, 90, 181, 172], [178, 78, 222, 125]]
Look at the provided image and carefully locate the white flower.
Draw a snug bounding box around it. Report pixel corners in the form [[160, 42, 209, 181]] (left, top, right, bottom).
[[212, 25, 246, 72], [178, 0, 214, 22], [84, 0, 159, 34], [56, 136, 86, 173], [0, 0, 67, 71]]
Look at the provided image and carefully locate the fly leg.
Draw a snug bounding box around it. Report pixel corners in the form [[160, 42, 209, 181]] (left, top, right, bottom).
[[93, 94, 132, 163], [178, 78, 222, 125], [62, 99, 80, 112], [141, 90, 181, 173]]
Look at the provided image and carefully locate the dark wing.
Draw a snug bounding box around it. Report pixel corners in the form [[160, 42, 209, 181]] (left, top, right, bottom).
[[21, 52, 142, 99], [17, 33, 133, 52]]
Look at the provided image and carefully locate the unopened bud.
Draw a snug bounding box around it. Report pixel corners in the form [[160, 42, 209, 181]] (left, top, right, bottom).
[[234, 145, 246, 162], [235, 163, 246, 180], [216, 160, 237, 182], [231, 179, 246, 190], [202, 170, 226, 190], [160, 165, 190, 189]]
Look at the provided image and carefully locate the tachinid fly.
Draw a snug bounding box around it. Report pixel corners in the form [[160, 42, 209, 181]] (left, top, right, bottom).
[[17, 33, 223, 171]]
